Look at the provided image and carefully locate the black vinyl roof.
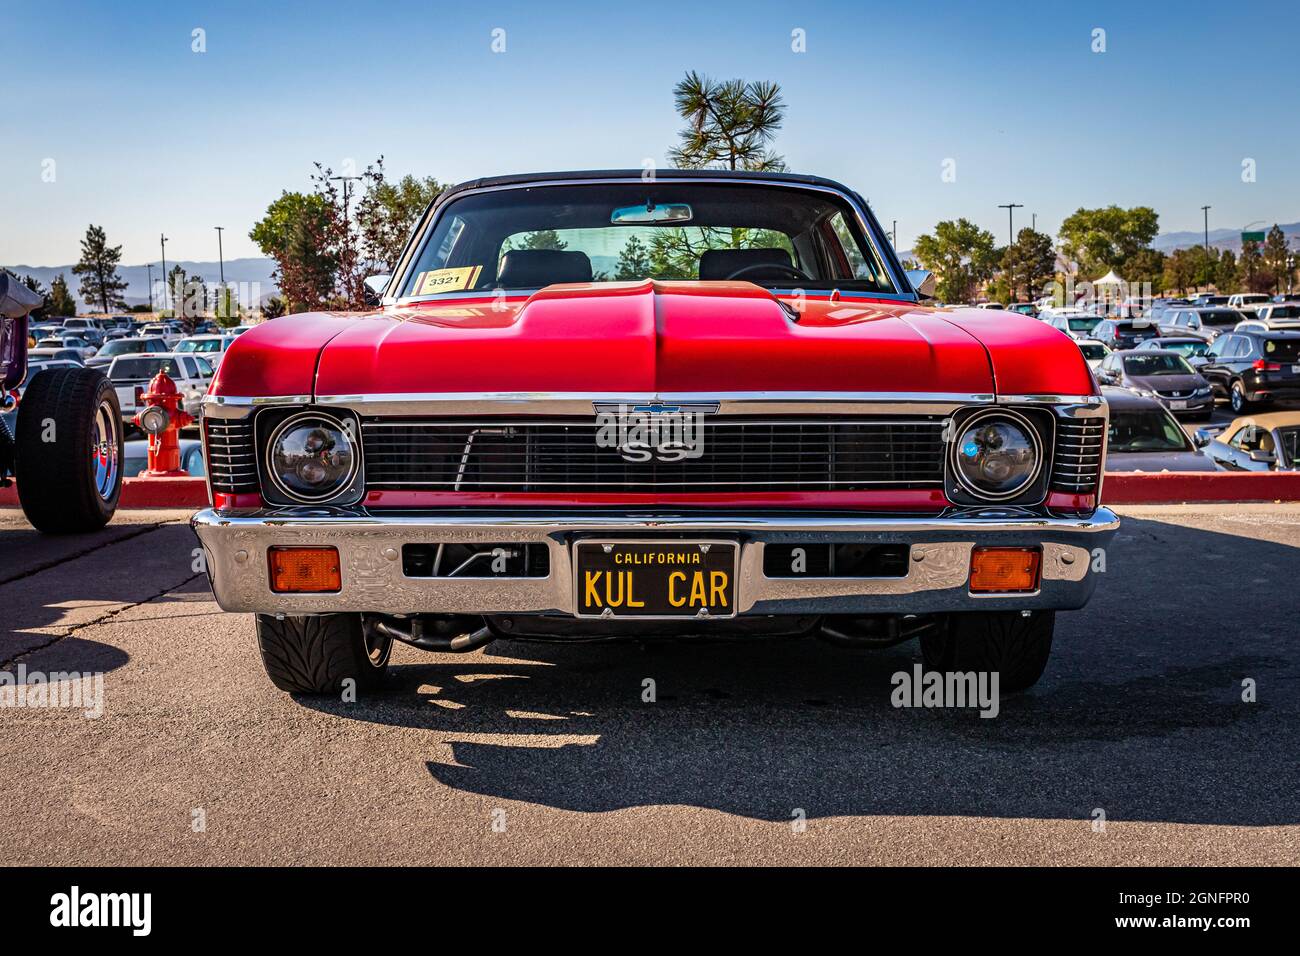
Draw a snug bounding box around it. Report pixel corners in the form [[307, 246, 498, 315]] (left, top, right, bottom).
[[437, 168, 865, 204]]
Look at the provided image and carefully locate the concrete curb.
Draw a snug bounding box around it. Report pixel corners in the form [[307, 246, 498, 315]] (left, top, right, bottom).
[[3, 472, 1299, 510]]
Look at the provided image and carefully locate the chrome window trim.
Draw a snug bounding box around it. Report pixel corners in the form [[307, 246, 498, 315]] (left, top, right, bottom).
[[383, 176, 910, 305], [203, 394, 311, 420]]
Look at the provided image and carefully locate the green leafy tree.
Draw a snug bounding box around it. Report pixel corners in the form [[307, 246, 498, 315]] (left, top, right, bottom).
[[356, 159, 445, 272], [1262, 225, 1290, 293], [48, 273, 77, 316], [1121, 248, 1167, 292], [518, 229, 568, 251], [261, 296, 286, 320], [615, 235, 653, 280], [1214, 249, 1238, 294], [912, 219, 999, 303], [250, 190, 337, 313], [668, 71, 785, 171], [72, 224, 129, 313], [1239, 240, 1268, 293], [1058, 206, 1160, 276], [999, 228, 1056, 302]]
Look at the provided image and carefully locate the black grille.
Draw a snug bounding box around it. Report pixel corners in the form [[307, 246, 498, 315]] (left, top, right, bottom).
[[361, 418, 946, 493], [204, 418, 257, 494], [1050, 417, 1105, 494]]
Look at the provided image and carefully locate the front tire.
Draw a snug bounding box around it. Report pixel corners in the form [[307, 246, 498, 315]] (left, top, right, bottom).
[[16, 367, 122, 534], [255, 613, 391, 695], [920, 611, 1055, 693]]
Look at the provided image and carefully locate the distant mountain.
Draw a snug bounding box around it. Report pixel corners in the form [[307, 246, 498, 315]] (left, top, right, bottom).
[[1152, 222, 1299, 254], [1, 257, 279, 308]]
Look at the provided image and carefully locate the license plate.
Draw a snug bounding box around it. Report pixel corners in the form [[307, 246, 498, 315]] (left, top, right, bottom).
[[574, 540, 738, 619], [1169, 400, 1188, 409]]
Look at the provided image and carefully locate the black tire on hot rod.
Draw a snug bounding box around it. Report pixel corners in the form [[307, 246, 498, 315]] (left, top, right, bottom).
[[255, 613, 392, 695], [15, 366, 123, 534], [920, 610, 1056, 693]]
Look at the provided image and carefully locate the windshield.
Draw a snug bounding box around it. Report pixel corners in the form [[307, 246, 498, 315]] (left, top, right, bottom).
[[1157, 340, 1208, 357], [1078, 343, 1108, 360], [176, 338, 224, 353], [1199, 309, 1244, 326], [109, 357, 183, 380], [400, 182, 895, 297], [1108, 409, 1191, 452], [99, 339, 151, 356], [1123, 353, 1194, 376], [1267, 306, 1300, 319], [1068, 317, 1101, 332]]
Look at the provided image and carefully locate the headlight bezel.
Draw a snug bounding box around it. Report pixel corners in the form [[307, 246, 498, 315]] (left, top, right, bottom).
[[259, 408, 365, 506], [946, 406, 1049, 505]]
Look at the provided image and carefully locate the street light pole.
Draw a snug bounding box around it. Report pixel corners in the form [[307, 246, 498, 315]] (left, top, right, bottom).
[[146, 263, 154, 311], [215, 226, 225, 285], [892, 220, 897, 248], [997, 203, 1024, 246], [1201, 205, 1211, 250], [160, 234, 168, 313]]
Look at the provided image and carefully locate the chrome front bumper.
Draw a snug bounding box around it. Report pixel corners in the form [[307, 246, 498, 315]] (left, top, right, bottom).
[[191, 507, 1119, 617]]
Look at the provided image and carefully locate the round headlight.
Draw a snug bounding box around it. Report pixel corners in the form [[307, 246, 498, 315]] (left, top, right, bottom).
[[951, 410, 1042, 500], [265, 412, 358, 502]]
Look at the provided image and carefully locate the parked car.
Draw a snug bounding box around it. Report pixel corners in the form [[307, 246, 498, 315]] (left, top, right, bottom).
[[1190, 293, 1230, 308], [191, 168, 1118, 698], [1094, 349, 1214, 419], [1046, 310, 1103, 339], [60, 317, 106, 345], [1196, 412, 1300, 471], [1091, 318, 1161, 350], [1007, 303, 1037, 317], [1227, 292, 1272, 316], [35, 335, 97, 360], [1236, 303, 1300, 332], [1135, 336, 1211, 363], [86, 336, 171, 368], [1199, 330, 1300, 413], [123, 437, 205, 477], [1101, 387, 1218, 472], [976, 302, 1005, 310], [1075, 338, 1111, 370], [174, 334, 237, 366], [138, 322, 183, 347], [26, 347, 86, 364], [0, 272, 123, 533], [106, 352, 213, 427], [1158, 306, 1244, 342]]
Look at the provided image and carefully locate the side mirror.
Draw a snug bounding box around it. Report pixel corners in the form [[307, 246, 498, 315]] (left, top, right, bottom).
[[905, 269, 936, 298], [1192, 430, 1212, 448], [1248, 449, 1277, 464], [363, 274, 392, 307]]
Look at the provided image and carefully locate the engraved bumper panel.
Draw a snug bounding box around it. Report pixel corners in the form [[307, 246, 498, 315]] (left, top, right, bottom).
[[192, 508, 1118, 617]]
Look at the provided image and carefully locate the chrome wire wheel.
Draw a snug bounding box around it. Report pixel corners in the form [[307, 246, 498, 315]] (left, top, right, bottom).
[[91, 397, 121, 501]]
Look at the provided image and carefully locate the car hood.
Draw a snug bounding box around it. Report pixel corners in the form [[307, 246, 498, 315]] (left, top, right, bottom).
[[213, 281, 1097, 399], [1125, 372, 1206, 391], [1105, 449, 1219, 472]]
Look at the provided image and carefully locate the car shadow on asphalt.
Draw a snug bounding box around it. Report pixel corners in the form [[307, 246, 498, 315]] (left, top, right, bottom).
[[299, 515, 1299, 826]]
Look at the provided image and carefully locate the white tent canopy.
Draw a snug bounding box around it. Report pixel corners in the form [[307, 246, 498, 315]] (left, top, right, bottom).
[[1093, 269, 1125, 286]]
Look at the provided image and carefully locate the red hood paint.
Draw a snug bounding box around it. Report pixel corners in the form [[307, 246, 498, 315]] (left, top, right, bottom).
[[212, 282, 1096, 399]]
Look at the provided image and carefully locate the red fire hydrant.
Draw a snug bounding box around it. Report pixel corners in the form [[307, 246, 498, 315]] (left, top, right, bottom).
[[133, 370, 195, 477]]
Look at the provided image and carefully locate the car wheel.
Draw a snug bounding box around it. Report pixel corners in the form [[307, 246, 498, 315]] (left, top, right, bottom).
[[920, 610, 1055, 693], [15, 367, 122, 534], [255, 613, 391, 695], [1229, 380, 1250, 414]]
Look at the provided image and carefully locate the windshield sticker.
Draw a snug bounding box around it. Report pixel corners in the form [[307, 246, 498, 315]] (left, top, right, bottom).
[[412, 266, 483, 296]]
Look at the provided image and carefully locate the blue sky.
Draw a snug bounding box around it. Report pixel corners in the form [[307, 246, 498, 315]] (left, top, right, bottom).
[[2, 0, 1297, 267]]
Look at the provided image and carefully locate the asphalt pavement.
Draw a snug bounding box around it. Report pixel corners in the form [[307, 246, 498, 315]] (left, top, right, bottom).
[[0, 505, 1296, 865]]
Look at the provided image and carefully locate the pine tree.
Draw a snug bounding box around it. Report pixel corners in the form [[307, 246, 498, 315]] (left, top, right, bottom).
[[48, 274, 77, 316], [669, 71, 786, 171], [71, 224, 129, 313], [614, 235, 653, 280]]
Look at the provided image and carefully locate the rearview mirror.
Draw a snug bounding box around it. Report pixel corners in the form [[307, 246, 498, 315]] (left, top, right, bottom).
[[905, 269, 936, 298], [610, 202, 693, 225]]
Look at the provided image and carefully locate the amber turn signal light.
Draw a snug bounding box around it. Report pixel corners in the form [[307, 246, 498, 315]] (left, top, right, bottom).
[[268, 547, 341, 593], [969, 547, 1041, 593]]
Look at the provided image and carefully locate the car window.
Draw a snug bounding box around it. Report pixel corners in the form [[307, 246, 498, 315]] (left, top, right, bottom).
[[1122, 353, 1193, 376], [1232, 337, 1254, 359], [109, 357, 182, 380], [195, 357, 215, 377], [1107, 409, 1190, 452], [1262, 338, 1300, 363]]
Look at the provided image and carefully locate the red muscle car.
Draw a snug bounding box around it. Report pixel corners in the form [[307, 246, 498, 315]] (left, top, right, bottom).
[[192, 170, 1117, 696]]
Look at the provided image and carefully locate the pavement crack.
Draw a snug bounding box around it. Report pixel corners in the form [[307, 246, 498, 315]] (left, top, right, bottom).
[[0, 571, 202, 669], [0, 522, 174, 587]]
